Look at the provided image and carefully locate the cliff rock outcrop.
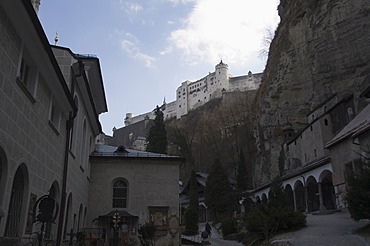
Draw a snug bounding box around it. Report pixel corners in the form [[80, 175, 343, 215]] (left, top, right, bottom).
[[254, 0, 370, 187]]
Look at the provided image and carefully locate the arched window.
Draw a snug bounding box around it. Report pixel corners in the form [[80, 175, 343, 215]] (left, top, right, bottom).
[[113, 180, 128, 208], [5, 166, 26, 237]]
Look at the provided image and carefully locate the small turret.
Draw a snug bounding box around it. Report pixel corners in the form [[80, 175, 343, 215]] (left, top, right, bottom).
[[215, 60, 229, 91], [30, 0, 41, 14], [124, 113, 133, 126]]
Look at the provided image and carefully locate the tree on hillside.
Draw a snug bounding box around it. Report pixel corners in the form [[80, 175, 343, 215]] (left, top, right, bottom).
[[184, 170, 199, 235], [237, 150, 248, 190], [146, 105, 167, 154], [345, 155, 370, 221], [205, 159, 234, 219]]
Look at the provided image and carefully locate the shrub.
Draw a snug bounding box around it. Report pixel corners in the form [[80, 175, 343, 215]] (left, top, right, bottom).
[[244, 204, 306, 241], [221, 217, 237, 236], [138, 221, 156, 246]]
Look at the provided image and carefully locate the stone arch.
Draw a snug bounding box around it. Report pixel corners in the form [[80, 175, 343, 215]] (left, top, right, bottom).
[[255, 195, 261, 204], [306, 176, 319, 212], [261, 193, 268, 204], [284, 184, 294, 209], [294, 180, 306, 212], [5, 163, 29, 237], [319, 170, 336, 210]]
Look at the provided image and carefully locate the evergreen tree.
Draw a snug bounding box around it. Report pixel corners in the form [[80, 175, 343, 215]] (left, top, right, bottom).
[[184, 170, 199, 235], [237, 150, 248, 190], [146, 105, 168, 154], [346, 158, 370, 221], [268, 179, 289, 208], [205, 159, 234, 218]]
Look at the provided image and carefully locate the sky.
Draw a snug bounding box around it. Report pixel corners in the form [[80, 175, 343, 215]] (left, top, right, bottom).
[[38, 0, 280, 136]]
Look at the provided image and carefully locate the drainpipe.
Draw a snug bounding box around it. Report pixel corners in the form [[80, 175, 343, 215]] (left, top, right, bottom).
[[56, 62, 81, 245], [56, 111, 75, 246]]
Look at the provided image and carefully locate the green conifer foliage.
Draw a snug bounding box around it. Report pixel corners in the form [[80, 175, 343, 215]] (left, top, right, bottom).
[[146, 105, 168, 154], [346, 158, 370, 221], [237, 150, 248, 190], [184, 170, 199, 235], [205, 159, 234, 218]]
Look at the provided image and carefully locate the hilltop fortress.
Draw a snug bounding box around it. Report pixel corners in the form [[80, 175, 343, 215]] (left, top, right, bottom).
[[124, 61, 263, 126]]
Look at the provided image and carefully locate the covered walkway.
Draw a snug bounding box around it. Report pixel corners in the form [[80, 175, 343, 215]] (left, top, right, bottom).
[[253, 157, 337, 214]]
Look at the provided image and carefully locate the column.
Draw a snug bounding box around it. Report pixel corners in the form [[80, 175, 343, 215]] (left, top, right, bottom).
[[293, 189, 297, 211], [318, 182, 326, 212]]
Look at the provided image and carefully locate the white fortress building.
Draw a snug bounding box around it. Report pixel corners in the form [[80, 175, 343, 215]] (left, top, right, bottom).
[[124, 60, 263, 126]]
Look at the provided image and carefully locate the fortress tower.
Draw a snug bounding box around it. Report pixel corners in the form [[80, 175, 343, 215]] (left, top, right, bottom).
[[215, 60, 229, 91]]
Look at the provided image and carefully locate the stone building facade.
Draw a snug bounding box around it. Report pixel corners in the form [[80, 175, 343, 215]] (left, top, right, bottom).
[[0, 0, 107, 245], [87, 145, 183, 246], [251, 89, 370, 214]]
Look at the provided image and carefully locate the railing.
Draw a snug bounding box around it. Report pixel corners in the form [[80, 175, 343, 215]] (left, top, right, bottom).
[[79, 228, 106, 246]]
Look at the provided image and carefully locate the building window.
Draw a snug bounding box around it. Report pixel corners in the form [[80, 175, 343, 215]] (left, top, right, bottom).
[[16, 47, 39, 102], [49, 100, 61, 134], [113, 180, 128, 208], [69, 96, 79, 150], [324, 118, 328, 126]]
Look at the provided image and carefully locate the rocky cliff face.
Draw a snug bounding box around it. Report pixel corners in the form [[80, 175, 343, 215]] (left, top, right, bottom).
[[254, 0, 370, 187]]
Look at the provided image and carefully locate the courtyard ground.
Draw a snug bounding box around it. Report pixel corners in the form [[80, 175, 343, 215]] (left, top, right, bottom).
[[271, 209, 370, 246]]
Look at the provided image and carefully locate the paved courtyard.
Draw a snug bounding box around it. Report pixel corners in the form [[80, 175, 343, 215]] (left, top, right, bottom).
[[272, 210, 370, 246], [184, 210, 370, 246], [198, 223, 244, 246]]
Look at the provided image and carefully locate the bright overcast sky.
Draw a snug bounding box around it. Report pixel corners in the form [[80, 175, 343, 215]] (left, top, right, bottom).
[[38, 0, 280, 135]]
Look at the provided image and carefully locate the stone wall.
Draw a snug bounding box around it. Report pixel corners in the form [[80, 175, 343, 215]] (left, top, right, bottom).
[[0, 2, 67, 238]]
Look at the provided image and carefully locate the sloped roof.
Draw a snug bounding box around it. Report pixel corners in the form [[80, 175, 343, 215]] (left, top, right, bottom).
[[91, 144, 182, 159], [326, 103, 370, 148]]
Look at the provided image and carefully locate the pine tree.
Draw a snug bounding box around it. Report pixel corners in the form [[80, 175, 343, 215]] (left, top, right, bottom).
[[184, 170, 199, 235], [146, 105, 168, 154], [237, 150, 248, 190], [346, 158, 370, 221], [205, 159, 234, 218]]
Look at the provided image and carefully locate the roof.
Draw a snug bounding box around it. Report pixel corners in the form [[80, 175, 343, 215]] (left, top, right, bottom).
[[91, 144, 183, 159], [251, 156, 331, 193], [99, 210, 138, 218], [326, 103, 370, 148], [2, 0, 76, 114]]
